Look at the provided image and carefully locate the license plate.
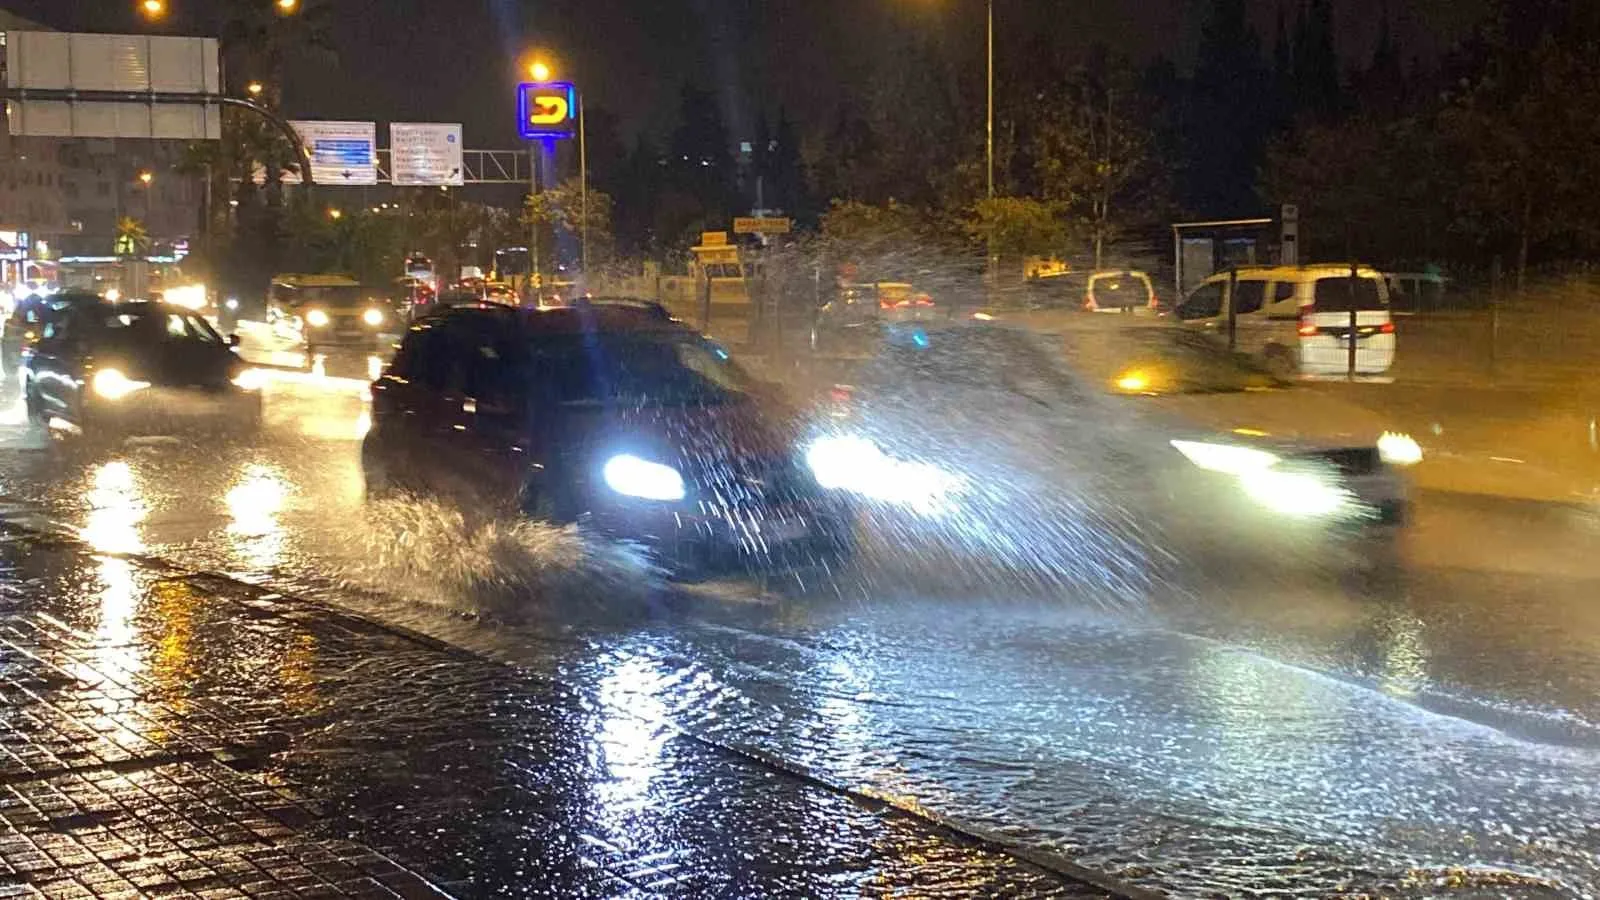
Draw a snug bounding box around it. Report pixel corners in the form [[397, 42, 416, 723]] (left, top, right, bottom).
[[762, 519, 811, 544]]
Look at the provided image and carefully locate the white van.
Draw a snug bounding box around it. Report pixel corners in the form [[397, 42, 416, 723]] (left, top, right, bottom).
[[1173, 264, 1396, 377]]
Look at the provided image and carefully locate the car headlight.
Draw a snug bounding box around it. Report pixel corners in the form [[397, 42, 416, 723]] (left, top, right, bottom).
[[362, 308, 385, 327], [1171, 439, 1280, 475], [92, 368, 151, 401], [1378, 432, 1423, 466], [1238, 468, 1350, 518], [231, 368, 269, 391], [305, 309, 330, 328], [602, 454, 686, 502], [805, 434, 965, 515]]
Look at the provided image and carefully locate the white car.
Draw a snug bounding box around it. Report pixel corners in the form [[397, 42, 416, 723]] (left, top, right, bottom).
[[808, 321, 1414, 586], [1173, 264, 1396, 378]]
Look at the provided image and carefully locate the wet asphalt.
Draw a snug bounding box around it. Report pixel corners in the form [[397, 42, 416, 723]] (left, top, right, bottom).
[[0, 346, 1597, 898]]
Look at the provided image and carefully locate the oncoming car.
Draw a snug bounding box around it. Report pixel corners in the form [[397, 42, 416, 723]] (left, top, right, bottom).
[[814, 321, 1411, 582], [363, 300, 854, 578], [22, 300, 262, 437], [266, 274, 394, 353]]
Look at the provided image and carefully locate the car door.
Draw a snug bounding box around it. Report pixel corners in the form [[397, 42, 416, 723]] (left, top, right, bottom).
[[451, 324, 535, 511], [27, 306, 87, 419], [369, 320, 461, 492], [1229, 278, 1270, 355]]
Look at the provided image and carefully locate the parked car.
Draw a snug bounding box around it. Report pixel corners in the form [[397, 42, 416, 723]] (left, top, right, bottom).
[[1173, 264, 1396, 377], [1084, 270, 1158, 313], [22, 300, 262, 437], [363, 300, 854, 578]]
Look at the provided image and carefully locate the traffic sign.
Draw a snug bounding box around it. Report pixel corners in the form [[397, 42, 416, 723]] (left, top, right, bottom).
[[5, 31, 222, 139], [290, 120, 377, 185], [517, 82, 577, 140], [733, 217, 792, 235], [390, 123, 464, 186]]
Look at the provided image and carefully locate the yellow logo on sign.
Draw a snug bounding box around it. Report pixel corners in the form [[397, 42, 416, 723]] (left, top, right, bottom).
[[530, 95, 569, 126]]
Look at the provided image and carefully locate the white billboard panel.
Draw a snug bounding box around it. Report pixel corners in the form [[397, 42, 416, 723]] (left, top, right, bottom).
[[6, 32, 219, 93], [290, 120, 378, 185], [390, 123, 464, 186], [4, 31, 221, 139]]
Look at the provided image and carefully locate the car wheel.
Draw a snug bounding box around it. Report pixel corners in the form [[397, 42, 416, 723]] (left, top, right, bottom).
[[23, 385, 46, 428]]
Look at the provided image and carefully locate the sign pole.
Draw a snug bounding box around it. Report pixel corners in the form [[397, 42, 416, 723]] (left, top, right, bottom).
[[580, 99, 589, 276], [528, 141, 539, 300]]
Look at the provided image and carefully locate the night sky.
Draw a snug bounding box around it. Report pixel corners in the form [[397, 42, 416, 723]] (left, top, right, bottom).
[[5, 0, 1489, 148]]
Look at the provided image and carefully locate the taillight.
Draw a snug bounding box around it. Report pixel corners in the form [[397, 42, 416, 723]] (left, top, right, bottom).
[[829, 385, 854, 405], [1297, 313, 1319, 338], [1379, 321, 1396, 334]]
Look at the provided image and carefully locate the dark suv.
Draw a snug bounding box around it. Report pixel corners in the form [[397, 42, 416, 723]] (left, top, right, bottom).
[[362, 301, 854, 577]]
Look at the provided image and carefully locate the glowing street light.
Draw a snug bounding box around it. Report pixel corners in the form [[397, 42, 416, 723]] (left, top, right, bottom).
[[276, 0, 299, 12], [246, 81, 265, 97], [140, 0, 166, 19], [529, 61, 552, 82], [327, 208, 342, 221], [137, 170, 154, 186]]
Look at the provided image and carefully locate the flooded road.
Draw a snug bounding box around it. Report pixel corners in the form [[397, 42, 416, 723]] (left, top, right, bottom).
[[0, 349, 1596, 897]]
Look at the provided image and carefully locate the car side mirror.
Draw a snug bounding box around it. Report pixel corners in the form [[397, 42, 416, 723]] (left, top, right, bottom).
[[229, 333, 242, 348]]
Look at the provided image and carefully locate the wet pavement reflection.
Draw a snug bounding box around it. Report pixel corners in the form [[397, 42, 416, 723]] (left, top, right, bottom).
[[0, 350, 1597, 896]]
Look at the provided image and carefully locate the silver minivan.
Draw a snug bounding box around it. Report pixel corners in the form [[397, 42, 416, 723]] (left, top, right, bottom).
[[1173, 265, 1396, 377]]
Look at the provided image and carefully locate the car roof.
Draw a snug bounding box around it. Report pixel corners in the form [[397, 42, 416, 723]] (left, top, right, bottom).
[[1220, 264, 1384, 281], [439, 299, 686, 337]]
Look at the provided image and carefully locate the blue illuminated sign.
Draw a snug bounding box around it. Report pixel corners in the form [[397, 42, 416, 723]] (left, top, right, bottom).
[[517, 82, 578, 141]]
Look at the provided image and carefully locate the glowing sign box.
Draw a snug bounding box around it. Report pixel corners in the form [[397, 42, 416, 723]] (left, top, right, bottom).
[[517, 82, 577, 141]]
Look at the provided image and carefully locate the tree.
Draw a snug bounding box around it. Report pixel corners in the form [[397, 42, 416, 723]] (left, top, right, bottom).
[[1034, 54, 1163, 268], [966, 198, 1070, 263], [1186, 0, 1271, 215], [524, 178, 616, 274]]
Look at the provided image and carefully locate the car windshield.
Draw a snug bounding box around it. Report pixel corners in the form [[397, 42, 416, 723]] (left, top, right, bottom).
[[527, 334, 752, 406], [280, 285, 364, 307], [100, 308, 224, 345], [1061, 327, 1283, 395]]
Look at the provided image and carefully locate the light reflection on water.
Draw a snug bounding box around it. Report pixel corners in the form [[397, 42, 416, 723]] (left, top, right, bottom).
[[82, 460, 147, 554], [225, 462, 290, 571]]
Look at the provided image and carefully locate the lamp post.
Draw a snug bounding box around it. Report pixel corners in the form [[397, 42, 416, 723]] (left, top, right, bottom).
[[985, 0, 994, 202]]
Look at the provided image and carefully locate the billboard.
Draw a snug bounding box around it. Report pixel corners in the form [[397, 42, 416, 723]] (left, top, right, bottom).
[[390, 123, 464, 186], [4, 31, 221, 139], [517, 82, 577, 140], [290, 120, 378, 185]]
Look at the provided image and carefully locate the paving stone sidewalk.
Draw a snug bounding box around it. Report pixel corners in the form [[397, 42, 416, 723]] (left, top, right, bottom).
[[0, 527, 1123, 898]]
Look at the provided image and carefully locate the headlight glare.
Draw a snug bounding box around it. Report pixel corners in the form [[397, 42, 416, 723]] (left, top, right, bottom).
[[362, 308, 385, 327], [232, 368, 269, 391], [602, 454, 686, 502], [305, 309, 330, 328], [1378, 432, 1423, 466], [92, 368, 150, 401], [1171, 439, 1280, 475]]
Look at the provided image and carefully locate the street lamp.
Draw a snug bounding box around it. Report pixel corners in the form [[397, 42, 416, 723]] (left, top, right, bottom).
[[327, 208, 342, 221], [138, 170, 154, 186], [246, 81, 265, 97], [529, 61, 552, 82], [276, 0, 299, 12], [139, 0, 165, 19]]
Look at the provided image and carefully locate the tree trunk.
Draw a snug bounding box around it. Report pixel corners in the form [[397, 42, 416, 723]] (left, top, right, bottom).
[[1516, 197, 1532, 297]]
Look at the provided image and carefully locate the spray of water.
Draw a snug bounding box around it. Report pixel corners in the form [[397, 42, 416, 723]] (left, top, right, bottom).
[[329, 495, 665, 623]]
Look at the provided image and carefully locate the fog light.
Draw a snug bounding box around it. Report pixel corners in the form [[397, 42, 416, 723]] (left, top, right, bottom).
[[602, 454, 686, 502], [92, 368, 150, 401]]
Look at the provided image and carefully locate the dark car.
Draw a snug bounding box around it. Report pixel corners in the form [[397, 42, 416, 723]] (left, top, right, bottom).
[[362, 301, 854, 577], [23, 301, 263, 436], [4, 291, 103, 376]]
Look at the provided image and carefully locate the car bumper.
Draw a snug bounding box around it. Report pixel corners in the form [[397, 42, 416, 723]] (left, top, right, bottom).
[[583, 498, 855, 578], [85, 387, 261, 434]]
